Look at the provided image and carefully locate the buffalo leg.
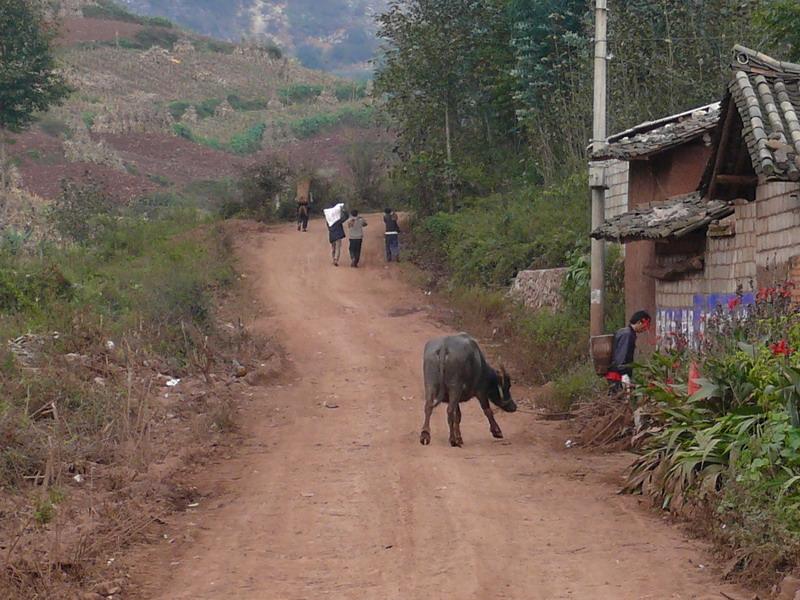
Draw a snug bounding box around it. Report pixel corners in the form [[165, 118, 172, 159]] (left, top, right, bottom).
[[453, 404, 464, 446], [420, 390, 436, 445], [478, 394, 503, 439], [447, 401, 461, 447]]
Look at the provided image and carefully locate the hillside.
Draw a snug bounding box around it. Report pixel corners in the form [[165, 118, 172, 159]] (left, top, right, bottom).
[[5, 3, 381, 229], [113, 0, 387, 77]]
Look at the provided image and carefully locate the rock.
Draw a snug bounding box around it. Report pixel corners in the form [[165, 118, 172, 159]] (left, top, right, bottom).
[[80, 593, 105, 600], [233, 360, 248, 378], [778, 575, 800, 600], [92, 580, 121, 596]]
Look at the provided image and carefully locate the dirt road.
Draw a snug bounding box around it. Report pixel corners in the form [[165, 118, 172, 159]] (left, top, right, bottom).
[[137, 219, 749, 599]]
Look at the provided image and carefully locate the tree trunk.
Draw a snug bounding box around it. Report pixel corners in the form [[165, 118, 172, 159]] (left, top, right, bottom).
[[0, 129, 7, 228], [445, 104, 454, 213]]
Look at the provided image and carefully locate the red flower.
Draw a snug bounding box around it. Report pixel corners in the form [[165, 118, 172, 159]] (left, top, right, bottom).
[[770, 339, 794, 357], [728, 297, 741, 311]]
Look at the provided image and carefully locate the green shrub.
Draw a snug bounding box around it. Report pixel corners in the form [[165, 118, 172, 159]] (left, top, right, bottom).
[[168, 101, 191, 120], [229, 123, 266, 155], [410, 174, 589, 288], [194, 38, 236, 54], [289, 106, 374, 138], [133, 26, 178, 50], [226, 94, 268, 111], [172, 122, 195, 140], [81, 111, 96, 129], [195, 98, 222, 119], [334, 81, 368, 102], [278, 83, 323, 104], [550, 363, 601, 412]]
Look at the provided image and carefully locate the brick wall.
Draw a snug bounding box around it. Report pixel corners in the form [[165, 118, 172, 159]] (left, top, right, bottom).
[[656, 201, 758, 308], [755, 182, 800, 278], [604, 159, 629, 220]]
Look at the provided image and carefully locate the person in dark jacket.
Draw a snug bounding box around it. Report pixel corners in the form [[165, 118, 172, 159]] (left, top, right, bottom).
[[383, 208, 400, 262], [328, 208, 349, 266], [607, 310, 652, 395]]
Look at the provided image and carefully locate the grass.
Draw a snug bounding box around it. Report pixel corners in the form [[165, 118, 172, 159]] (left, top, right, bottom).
[[0, 198, 235, 490]]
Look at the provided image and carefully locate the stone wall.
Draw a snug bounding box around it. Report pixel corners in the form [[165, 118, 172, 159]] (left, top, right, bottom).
[[508, 268, 567, 312]]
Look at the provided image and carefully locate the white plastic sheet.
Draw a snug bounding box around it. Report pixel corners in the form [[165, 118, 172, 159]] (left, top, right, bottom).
[[324, 203, 345, 227]]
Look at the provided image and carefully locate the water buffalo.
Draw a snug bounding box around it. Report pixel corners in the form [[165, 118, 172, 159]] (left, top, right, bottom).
[[419, 333, 516, 447]]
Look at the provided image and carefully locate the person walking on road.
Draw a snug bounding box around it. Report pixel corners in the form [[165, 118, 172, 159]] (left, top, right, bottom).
[[347, 209, 368, 268], [326, 205, 348, 266], [606, 310, 651, 396], [383, 208, 401, 262]]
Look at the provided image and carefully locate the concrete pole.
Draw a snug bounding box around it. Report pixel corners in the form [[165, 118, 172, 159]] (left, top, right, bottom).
[[590, 0, 608, 337]]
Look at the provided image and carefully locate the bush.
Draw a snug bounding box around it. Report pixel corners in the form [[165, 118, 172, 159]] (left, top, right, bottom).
[[278, 83, 323, 104], [195, 98, 222, 119], [133, 26, 178, 50], [168, 101, 191, 120], [289, 106, 374, 138], [81, 111, 96, 129], [229, 123, 266, 155], [194, 38, 236, 54], [334, 81, 368, 102], [623, 285, 800, 583], [226, 94, 268, 111], [410, 175, 590, 288], [237, 157, 292, 221], [50, 178, 117, 243], [172, 122, 195, 140]]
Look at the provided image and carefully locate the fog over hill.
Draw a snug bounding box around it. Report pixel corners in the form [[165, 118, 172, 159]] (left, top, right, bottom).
[[117, 0, 386, 76]]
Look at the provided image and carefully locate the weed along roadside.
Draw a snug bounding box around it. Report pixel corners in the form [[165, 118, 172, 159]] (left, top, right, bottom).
[[0, 180, 279, 597]]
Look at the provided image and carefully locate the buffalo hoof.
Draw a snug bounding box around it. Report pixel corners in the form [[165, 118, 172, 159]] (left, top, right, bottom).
[[492, 430, 504, 439], [450, 437, 463, 448], [420, 431, 431, 445]]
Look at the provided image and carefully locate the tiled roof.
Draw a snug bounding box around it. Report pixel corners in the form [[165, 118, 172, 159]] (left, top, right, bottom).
[[590, 193, 733, 243], [592, 103, 720, 160], [728, 45, 800, 181]]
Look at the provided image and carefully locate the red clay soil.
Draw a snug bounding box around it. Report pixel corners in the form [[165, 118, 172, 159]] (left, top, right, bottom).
[[57, 17, 144, 46], [100, 133, 248, 186], [21, 161, 157, 201]]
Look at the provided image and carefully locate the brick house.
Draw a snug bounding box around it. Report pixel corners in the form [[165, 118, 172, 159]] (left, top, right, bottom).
[[592, 103, 720, 343], [593, 46, 800, 346]]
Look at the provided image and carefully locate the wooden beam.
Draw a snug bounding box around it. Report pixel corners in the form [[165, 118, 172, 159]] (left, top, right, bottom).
[[715, 174, 758, 186], [707, 100, 737, 201], [643, 255, 705, 281]]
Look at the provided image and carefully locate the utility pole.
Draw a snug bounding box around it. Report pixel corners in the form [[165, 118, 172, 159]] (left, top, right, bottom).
[[589, 0, 608, 337]]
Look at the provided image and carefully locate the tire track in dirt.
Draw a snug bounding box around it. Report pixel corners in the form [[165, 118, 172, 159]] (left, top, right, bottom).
[[135, 218, 750, 600]]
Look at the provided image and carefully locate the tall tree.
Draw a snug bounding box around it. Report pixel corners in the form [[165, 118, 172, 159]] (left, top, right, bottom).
[[509, 0, 591, 178], [375, 0, 518, 213], [0, 0, 70, 199]]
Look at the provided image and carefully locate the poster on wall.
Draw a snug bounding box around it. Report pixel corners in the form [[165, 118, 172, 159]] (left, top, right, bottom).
[[656, 292, 756, 349]]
